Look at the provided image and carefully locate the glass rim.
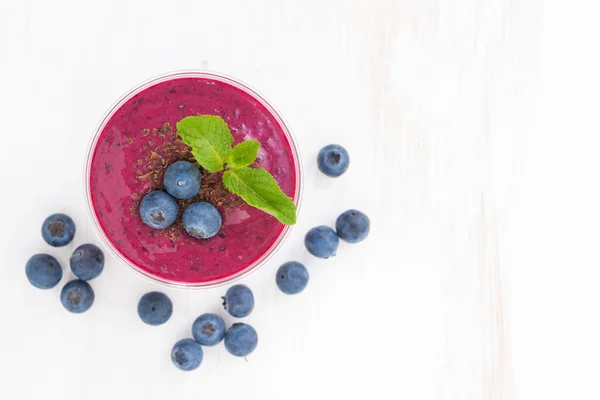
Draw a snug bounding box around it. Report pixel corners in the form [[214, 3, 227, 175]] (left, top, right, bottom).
[[84, 70, 304, 290]]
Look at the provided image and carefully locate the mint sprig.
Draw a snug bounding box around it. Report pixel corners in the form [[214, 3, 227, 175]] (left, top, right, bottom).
[[177, 116, 297, 225]]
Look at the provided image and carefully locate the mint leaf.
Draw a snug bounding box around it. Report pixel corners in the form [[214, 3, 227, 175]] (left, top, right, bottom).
[[227, 140, 260, 169], [176, 116, 233, 172], [223, 168, 297, 225]]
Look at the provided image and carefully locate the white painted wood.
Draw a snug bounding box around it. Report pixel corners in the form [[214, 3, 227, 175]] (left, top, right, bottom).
[[2, 0, 596, 399]]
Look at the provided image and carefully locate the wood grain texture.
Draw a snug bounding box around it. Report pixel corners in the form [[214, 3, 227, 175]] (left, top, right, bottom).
[[0, 0, 543, 399], [365, 1, 535, 398]]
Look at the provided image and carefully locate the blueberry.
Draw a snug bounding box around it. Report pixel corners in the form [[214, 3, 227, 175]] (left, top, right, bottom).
[[70, 244, 104, 281], [41, 213, 75, 247], [305, 226, 339, 258], [224, 323, 258, 357], [139, 191, 178, 229], [26, 254, 62, 289], [137, 291, 173, 326], [223, 284, 254, 318], [60, 280, 94, 313], [336, 209, 370, 243], [192, 313, 226, 346], [171, 338, 203, 371], [182, 202, 222, 239], [164, 161, 202, 199], [317, 144, 350, 177], [276, 261, 309, 295]]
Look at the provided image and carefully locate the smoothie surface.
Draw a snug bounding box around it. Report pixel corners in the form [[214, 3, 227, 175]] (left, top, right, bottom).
[[89, 76, 297, 284]]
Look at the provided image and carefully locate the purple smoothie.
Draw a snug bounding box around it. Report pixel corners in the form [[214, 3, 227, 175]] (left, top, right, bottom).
[[89, 76, 298, 284]]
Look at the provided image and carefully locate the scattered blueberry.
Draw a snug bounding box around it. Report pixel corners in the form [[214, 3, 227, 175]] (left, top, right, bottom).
[[224, 323, 258, 357], [223, 284, 254, 318], [164, 161, 202, 199], [305, 226, 339, 258], [137, 291, 173, 326], [41, 213, 76, 247], [171, 338, 203, 371], [182, 202, 222, 239], [276, 262, 309, 295], [70, 244, 104, 281], [60, 280, 95, 313], [139, 191, 178, 229], [192, 313, 226, 346], [336, 209, 370, 243], [26, 254, 62, 289], [317, 144, 350, 177]]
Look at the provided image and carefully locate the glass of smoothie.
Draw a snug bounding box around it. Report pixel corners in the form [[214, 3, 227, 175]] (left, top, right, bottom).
[[84, 71, 303, 289]]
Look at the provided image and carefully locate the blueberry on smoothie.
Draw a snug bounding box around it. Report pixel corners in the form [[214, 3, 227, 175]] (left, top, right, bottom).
[[223, 284, 254, 318], [163, 161, 202, 199], [276, 261, 309, 295], [70, 244, 104, 281], [182, 202, 222, 239], [317, 144, 349, 177], [139, 191, 178, 229], [305, 226, 339, 258], [171, 338, 203, 371], [224, 323, 258, 357], [41, 213, 75, 247], [137, 291, 173, 326], [336, 209, 370, 243], [192, 313, 226, 346], [26, 254, 62, 289], [60, 280, 95, 313]]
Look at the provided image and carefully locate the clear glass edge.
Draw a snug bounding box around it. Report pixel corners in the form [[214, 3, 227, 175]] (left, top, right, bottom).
[[83, 70, 304, 290]]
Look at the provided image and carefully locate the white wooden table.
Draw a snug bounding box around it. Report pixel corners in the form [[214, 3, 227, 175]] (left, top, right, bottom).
[[1, 0, 598, 399]]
